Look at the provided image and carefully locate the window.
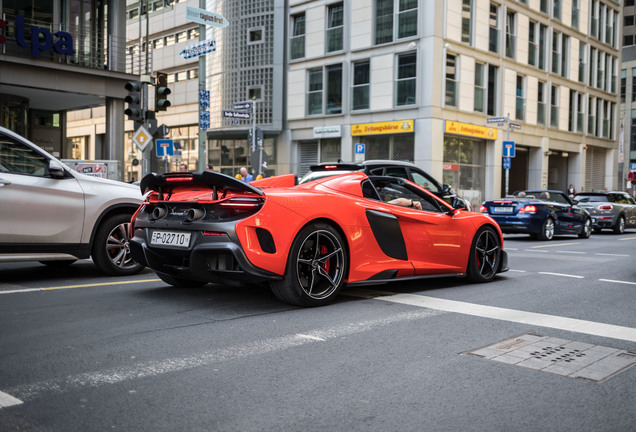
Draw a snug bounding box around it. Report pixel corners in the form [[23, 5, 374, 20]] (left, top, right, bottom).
[[352, 61, 370, 110], [306, 65, 343, 115], [375, 0, 394, 44], [553, 0, 561, 20], [445, 53, 457, 107], [375, 0, 417, 44], [572, 0, 580, 29], [561, 35, 569, 78], [591, 0, 599, 40], [474, 63, 486, 112], [516, 75, 525, 121], [489, 4, 500, 54], [326, 3, 344, 53], [537, 81, 546, 125], [576, 93, 585, 133], [0, 133, 50, 176], [632, 69, 636, 102], [552, 31, 561, 75], [326, 64, 343, 114], [538, 24, 548, 70], [540, 0, 549, 14], [550, 85, 559, 128], [505, 10, 516, 59], [248, 87, 262, 101], [621, 69, 626, 103], [291, 14, 305, 60], [307, 69, 323, 115], [487, 65, 498, 116], [588, 96, 596, 135], [248, 28, 264, 44], [396, 53, 417, 106], [461, 0, 472, 44], [597, 51, 604, 89], [568, 90, 576, 132], [578, 43, 586, 83], [528, 21, 538, 67]]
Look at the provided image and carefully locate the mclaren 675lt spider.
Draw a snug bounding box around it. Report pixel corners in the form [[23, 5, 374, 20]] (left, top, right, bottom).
[[129, 171, 508, 306]]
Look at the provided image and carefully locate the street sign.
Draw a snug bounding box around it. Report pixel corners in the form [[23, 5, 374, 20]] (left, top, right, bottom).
[[199, 90, 210, 109], [222, 110, 251, 120], [199, 111, 210, 129], [233, 102, 253, 111], [503, 140, 516, 158], [179, 39, 216, 59], [186, 6, 228, 28], [156, 139, 174, 157], [132, 125, 152, 152], [631, 162, 636, 171], [503, 157, 511, 170], [355, 144, 365, 154], [487, 117, 507, 124], [628, 172, 635, 182], [509, 122, 522, 130]]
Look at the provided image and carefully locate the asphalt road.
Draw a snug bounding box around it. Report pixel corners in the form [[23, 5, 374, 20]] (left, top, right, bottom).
[[1, 230, 635, 431]]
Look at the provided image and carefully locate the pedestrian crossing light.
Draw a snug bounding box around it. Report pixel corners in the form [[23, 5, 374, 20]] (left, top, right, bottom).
[[124, 80, 142, 122], [155, 72, 171, 112]]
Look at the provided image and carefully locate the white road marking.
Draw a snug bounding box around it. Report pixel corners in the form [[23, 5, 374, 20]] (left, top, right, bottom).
[[509, 269, 527, 273], [3, 309, 442, 404], [356, 291, 636, 343], [0, 391, 23, 407], [599, 279, 636, 286], [595, 253, 630, 257], [538, 272, 585, 279], [557, 251, 586, 254]]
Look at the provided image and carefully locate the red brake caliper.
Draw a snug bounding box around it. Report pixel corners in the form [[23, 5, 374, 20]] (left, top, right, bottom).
[[321, 244, 331, 273]]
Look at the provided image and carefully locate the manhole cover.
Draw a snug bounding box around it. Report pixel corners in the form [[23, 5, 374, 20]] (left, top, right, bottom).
[[464, 332, 636, 383]]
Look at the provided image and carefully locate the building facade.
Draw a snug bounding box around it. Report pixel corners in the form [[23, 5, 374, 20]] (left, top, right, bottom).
[[0, 0, 131, 178], [288, 0, 621, 209]]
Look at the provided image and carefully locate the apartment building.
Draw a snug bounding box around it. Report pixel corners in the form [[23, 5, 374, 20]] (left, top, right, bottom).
[[288, 0, 621, 207], [622, 0, 636, 182]]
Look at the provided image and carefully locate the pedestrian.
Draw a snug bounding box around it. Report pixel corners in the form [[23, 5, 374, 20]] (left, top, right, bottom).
[[206, 164, 215, 172], [179, 163, 188, 172], [567, 184, 576, 198], [239, 167, 253, 182]]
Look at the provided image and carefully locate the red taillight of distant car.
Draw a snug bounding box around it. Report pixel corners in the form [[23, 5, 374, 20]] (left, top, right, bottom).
[[479, 205, 487, 213], [598, 204, 613, 211], [519, 205, 537, 214]]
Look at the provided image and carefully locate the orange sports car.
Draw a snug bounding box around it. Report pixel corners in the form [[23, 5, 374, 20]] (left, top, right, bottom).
[[129, 171, 508, 306]]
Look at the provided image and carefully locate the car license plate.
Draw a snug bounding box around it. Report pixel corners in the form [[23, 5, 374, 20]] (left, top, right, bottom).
[[492, 207, 514, 214], [151, 230, 191, 248]]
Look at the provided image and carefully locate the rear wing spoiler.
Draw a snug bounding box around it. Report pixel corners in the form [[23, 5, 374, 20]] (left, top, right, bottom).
[[139, 171, 264, 197]]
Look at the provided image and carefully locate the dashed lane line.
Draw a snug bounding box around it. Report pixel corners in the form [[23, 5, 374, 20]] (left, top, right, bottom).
[[538, 272, 585, 279]]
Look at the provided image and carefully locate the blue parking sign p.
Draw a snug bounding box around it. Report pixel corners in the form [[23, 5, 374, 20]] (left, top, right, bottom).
[[355, 144, 365, 154]]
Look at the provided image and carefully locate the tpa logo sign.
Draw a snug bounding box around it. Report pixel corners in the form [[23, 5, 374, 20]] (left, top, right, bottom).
[[0, 15, 73, 58]]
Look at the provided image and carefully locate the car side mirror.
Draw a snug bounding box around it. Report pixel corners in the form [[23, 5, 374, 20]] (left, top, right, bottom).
[[49, 160, 66, 179], [451, 197, 466, 210]]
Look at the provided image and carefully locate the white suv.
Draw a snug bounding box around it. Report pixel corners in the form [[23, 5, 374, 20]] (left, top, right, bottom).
[[0, 126, 144, 276]]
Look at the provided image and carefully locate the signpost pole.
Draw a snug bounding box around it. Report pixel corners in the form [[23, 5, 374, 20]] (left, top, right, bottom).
[[197, 0, 207, 172], [505, 113, 510, 196]]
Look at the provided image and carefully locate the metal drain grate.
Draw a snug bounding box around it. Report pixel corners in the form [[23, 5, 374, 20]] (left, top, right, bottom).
[[464, 333, 636, 383]]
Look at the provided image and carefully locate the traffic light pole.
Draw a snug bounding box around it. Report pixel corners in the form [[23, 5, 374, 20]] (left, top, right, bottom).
[[197, 0, 207, 172]]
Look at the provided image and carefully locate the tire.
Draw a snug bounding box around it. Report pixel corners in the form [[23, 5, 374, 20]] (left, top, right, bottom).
[[466, 226, 501, 283], [613, 215, 626, 234], [39, 260, 77, 267], [578, 218, 592, 239], [156, 271, 207, 288], [91, 213, 144, 276], [270, 223, 347, 307], [537, 216, 555, 241]]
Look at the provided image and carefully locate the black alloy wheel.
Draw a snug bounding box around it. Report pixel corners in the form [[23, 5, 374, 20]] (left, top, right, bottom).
[[92, 213, 145, 276], [467, 226, 500, 283]]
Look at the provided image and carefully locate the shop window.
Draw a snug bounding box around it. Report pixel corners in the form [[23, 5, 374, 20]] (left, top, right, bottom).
[[360, 134, 414, 161], [443, 137, 486, 210]]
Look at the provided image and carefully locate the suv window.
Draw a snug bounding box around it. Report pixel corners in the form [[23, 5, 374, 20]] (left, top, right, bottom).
[[411, 171, 440, 193], [0, 133, 49, 176]]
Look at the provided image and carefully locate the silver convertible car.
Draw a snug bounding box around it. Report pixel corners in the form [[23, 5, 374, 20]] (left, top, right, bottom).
[[574, 191, 636, 234], [0, 126, 145, 275]]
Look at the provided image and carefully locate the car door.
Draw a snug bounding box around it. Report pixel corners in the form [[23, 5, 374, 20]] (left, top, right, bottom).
[[0, 133, 85, 245], [549, 193, 583, 233], [372, 177, 466, 275]]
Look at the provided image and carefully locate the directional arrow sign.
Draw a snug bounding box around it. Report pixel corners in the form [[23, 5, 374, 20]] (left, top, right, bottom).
[[179, 39, 216, 59], [222, 110, 252, 120]]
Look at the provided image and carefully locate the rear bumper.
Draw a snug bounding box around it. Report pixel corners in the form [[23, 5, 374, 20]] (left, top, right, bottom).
[[130, 230, 282, 284]]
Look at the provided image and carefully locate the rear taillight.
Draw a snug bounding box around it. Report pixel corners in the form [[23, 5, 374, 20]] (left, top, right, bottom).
[[598, 204, 613, 211], [479, 205, 487, 213], [519, 205, 537, 214]]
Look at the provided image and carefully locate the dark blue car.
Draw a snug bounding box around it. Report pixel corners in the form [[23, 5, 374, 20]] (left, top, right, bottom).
[[479, 190, 592, 240]]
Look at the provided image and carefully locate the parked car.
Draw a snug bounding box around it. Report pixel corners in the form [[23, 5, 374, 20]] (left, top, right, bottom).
[[0, 126, 145, 275], [574, 191, 636, 234], [299, 160, 471, 210], [130, 171, 508, 307], [479, 190, 592, 240]]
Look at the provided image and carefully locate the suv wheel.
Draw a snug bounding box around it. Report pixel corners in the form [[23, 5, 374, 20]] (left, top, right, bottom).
[[92, 213, 144, 276]]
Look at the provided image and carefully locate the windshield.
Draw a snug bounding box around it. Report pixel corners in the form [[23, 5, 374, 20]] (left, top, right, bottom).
[[575, 195, 607, 203], [299, 170, 354, 184]]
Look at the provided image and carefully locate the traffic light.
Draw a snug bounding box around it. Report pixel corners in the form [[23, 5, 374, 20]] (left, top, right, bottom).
[[155, 72, 171, 112], [124, 81, 141, 122]]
